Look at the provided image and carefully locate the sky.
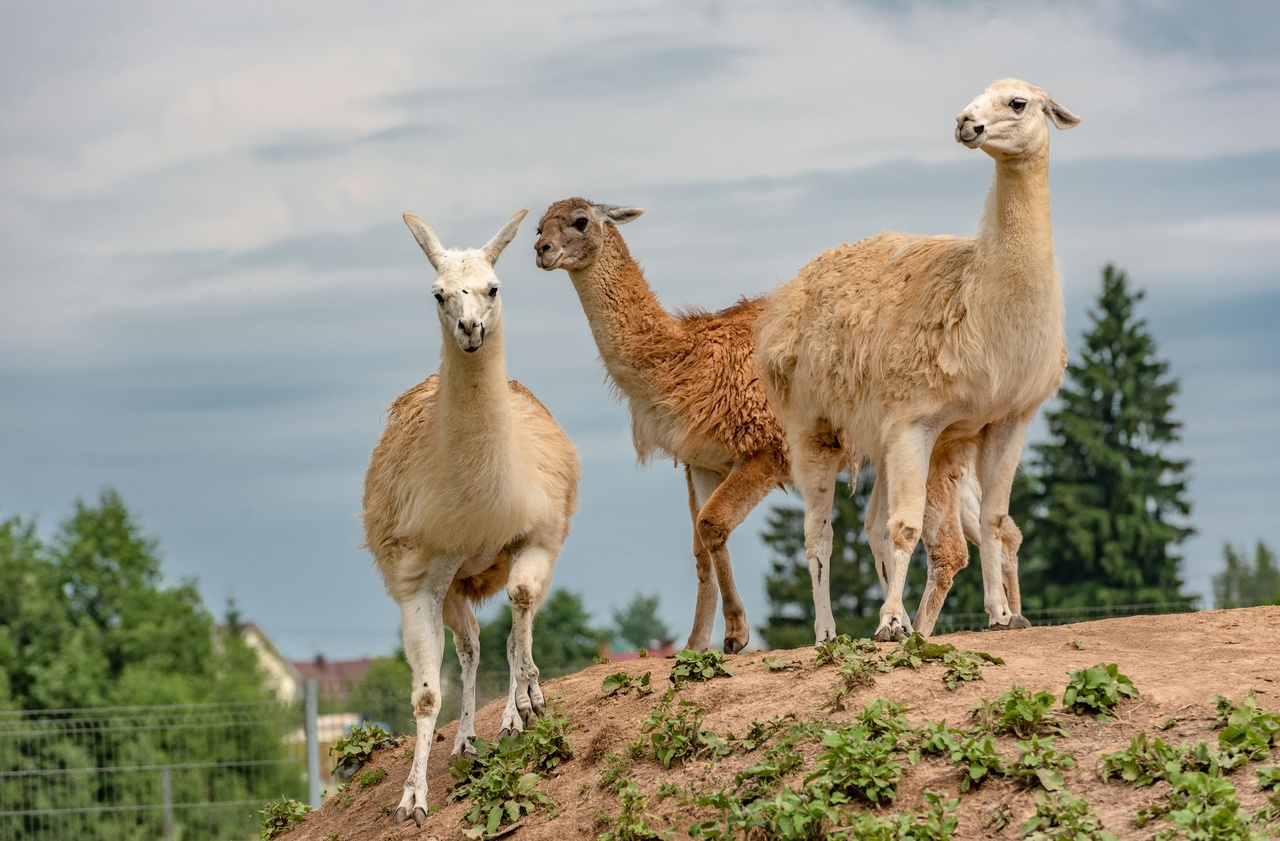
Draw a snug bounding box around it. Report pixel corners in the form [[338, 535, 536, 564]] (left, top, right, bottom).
[[2, 1, 1278, 662]]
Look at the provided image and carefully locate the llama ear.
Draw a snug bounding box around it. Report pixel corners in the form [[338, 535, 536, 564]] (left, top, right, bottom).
[[1045, 98, 1081, 130], [483, 209, 528, 265], [595, 205, 644, 226], [403, 213, 449, 270]]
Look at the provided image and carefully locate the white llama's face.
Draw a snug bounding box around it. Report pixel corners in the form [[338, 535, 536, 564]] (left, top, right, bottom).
[[430, 252, 502, 353], [955, 79, 1079, 159]]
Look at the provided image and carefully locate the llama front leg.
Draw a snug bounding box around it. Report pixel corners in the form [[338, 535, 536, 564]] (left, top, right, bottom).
[[683, 465, 722, 653], [499, 543, 554, 738], [394, 567, 452, 826], [443, 592, 480, 758], [976, 418, 1025, 629]]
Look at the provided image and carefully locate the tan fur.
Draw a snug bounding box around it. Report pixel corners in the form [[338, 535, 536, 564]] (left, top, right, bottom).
[[364, 211, 580, 826], [757, 79, 1080, 640]]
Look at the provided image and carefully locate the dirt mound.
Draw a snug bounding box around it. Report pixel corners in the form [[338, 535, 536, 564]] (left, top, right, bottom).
[[285, 606, 1280, 840]]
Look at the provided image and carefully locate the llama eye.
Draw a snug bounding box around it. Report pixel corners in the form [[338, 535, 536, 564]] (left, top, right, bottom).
[[573, 217, 589, 231], [535, 227, 542, 235], [433, 292, 444, 304], [1010, 98, 1027, 113], [488, 286, 498, 298]]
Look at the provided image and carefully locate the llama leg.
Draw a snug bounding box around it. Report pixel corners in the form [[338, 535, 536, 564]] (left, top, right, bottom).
[[694, 453, 788, 653], [788, 433, 844, 644], [683, 465, 721, 653], [877, 428, 935, 641], [914, 458, 968, 638], [394, 557, 455, 826], [1000, 515, 1029, 625], [500, 543, 554, 737], [865, 467, 892, 616], [976, 418, 1025, 629], [443, 592, 480, 758]]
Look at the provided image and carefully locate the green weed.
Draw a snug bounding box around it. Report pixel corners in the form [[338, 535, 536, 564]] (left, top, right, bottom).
[[971, 685, 1065, 738], [1019, 791, 1116, 841], [601, 671, 653, 697], [668, 650, 733, 688], [947, 733, 1006, 792], [641, 699, 731, 769], [1008, 735, 1076, 791], [1062, 663, 1139, 717], [353, 766, 387, 789], [259, 798, 311, 840], [597, 780, 672, 841], [329, 721, 400, 779]]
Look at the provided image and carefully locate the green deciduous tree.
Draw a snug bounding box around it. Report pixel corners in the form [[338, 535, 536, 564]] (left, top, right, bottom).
[[0, 490, 301, 840], [1212, 541, 1280, 609], [1019, 265, 1194, 610], [610, 593, 673, 651]]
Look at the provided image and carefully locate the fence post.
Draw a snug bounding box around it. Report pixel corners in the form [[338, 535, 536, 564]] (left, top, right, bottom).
[[162, 765, 175, 841], [305, 678, 321, 808]]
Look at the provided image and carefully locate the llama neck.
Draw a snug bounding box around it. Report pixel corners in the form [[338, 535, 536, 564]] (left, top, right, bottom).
[[566, 228, 681, 394], [972, 148, 1061, 310], [435, 324, 515, 447]]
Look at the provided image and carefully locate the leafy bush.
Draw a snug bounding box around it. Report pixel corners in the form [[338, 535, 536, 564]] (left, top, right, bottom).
[[809, 724, 905, 805], [1142, 770, 1267, 841], [1214, 693, 1280, 764], [947, 734, 1006, 792], [1062, 664, 1138, 717], [449, 739, 554, 838]]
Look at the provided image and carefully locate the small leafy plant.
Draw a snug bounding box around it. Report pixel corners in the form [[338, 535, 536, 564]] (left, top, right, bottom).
[[808, 723, 905, 805], [1020, 791, 1116, 841], [449, 739, 554, 838], [1008, 735, 1076, 792], [642, 699, 731, 768], [602, 671, 653, 697], [259, 798, 311, 840], [948, 733, 1006, 792], [1214, 692, 1280, 764], [1062, 663, 1138, 717], [971, 685, 1065, 738], [353, 766, 387, 789], [598, 780, 673, 841], [329, 721, 400, 779], [669, 649, 733, 688]]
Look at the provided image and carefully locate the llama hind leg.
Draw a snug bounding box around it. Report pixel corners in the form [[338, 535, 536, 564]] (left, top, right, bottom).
[[443, 592, 480, 758], [913, 457, 969, 638], [975, 417, 1025, 629], [693, 454, 785, 653], [683, 465, 721, 653], [877, 428, 936, 642], [499, 543, 555, 738], [787, 430, 844, 644]]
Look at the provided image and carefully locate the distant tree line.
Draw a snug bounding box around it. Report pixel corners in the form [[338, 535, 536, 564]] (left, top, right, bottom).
[[760, 265, 1276, 645]]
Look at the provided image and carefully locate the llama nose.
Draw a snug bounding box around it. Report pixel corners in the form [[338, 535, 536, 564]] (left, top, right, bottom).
[[458, 317, 475, 336], [972, 124, 984, 136], [537, 241, 551, 254]]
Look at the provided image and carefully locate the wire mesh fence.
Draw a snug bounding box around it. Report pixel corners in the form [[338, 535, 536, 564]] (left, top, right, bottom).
[[932, 600, 1201, 635], [0, 701, 307, 841]]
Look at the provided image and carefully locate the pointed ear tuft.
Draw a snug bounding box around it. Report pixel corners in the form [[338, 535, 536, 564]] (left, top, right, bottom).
[[403, 213, 448, 269], [483, 209, 528, 265]]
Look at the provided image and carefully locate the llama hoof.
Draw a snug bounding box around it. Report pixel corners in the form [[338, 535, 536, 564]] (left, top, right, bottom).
[[990, 614, 1031, 630], [723, 637, 745, 655], [874, 618, 906, 642], [394, 805, 427, 827], [450, 740, 477, 760]]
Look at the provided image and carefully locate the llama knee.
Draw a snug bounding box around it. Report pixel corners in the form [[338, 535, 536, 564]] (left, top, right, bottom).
[[412, 683, 439, 719], [696, 514, 729, 552], [889, 519, 920, 554]]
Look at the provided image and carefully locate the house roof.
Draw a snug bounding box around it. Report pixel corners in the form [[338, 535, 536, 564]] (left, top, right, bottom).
[[291, 655, 375, 697]]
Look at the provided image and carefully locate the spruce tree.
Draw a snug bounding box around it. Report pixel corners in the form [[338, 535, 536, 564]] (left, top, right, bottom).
[[1021, 265, 1194, 609]]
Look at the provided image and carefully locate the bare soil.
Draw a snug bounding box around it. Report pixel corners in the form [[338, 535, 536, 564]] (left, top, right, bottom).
[[284, 606, 1280, 840]]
